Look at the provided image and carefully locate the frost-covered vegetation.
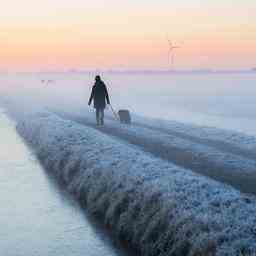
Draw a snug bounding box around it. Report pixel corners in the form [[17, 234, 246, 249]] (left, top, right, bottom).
[[55, 109, 256, 194], [132, 114, 256, 156], [16, 111, 256, 255]]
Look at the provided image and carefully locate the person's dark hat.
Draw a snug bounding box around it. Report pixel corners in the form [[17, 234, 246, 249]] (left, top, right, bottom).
[[95, 75, 101, 82]]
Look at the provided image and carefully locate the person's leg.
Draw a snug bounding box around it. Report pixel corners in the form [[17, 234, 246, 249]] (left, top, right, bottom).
[[96, 108, 100, 125], [98, 109, 104, 125], [100, 109, 104, 125]]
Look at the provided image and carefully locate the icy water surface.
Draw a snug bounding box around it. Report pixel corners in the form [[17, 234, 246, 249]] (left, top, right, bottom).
[[0, 109, 128, 256]]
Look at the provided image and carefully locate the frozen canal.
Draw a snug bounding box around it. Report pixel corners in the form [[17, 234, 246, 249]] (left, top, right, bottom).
[[0, 109, 128, 256]]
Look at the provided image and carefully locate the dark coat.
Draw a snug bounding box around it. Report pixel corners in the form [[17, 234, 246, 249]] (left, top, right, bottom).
[[88, 80, 110, 109]]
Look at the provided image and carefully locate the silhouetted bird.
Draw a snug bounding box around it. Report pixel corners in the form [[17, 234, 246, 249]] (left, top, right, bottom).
[[88, 75, 110, 126]]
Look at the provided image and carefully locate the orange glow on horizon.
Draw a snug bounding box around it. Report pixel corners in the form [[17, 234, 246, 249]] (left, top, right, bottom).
[[0, 4, 255, 71]]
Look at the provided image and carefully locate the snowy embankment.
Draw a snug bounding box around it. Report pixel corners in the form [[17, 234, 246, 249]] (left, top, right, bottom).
[[131, 115, 256, 158], [17, 112, 256, 255], [55, 109, 256, 194]]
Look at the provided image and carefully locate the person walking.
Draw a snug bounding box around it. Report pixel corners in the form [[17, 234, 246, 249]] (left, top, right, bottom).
[[88, 75, 110, 126]]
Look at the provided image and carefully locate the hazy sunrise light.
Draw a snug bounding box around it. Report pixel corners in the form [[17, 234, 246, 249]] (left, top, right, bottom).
[[1, 0, 256, 71]]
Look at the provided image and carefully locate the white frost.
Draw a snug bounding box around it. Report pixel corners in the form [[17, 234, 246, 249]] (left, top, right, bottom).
[[16, 111, 256, 255]]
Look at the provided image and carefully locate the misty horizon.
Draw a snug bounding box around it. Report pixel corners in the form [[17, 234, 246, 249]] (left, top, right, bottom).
[[1, 67, 256, 75], [1, 1, 256, 71]]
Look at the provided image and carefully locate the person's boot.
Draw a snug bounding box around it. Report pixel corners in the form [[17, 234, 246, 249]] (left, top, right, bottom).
[[96, 117, 100, 126], [100, 118, 104, 126]]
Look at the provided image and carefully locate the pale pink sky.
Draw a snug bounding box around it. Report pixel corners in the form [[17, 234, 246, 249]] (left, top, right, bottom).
[[1, 0, 256, 71]]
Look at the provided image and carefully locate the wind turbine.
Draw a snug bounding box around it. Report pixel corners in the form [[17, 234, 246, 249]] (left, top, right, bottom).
[[166, 36, 180, 69]]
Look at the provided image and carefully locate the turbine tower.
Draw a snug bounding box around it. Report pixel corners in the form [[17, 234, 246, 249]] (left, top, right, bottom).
[[166, 36, 180, 69]]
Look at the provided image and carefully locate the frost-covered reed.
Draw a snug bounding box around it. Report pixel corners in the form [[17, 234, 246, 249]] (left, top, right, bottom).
[[17, 112, 256, 255]]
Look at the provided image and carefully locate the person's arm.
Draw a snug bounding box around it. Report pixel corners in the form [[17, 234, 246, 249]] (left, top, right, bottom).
[[104, 84, 110, 104], [88, 86, 95, 105]]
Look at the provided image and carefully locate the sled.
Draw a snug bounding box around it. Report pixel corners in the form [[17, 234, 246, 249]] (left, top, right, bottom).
[[110, 105, 131, 124], [118, 110, 131, 124]]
